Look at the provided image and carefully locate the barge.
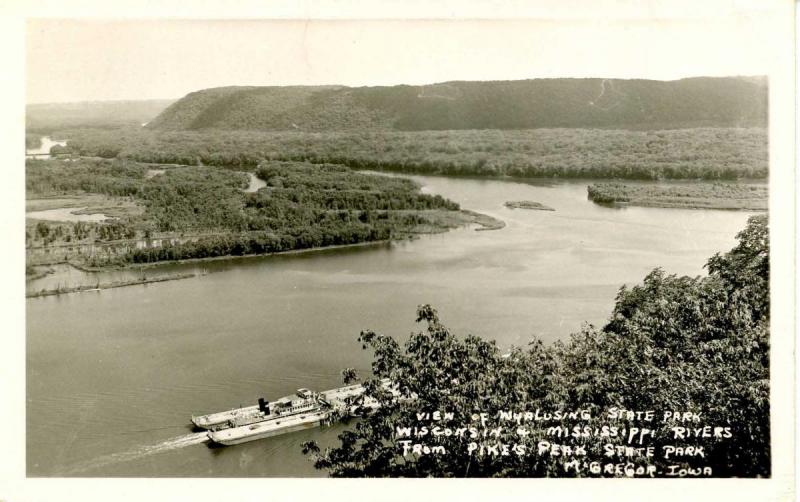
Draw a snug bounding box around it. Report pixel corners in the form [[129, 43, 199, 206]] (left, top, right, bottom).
[[208, 409, 331, 445], [194, 379, 396, 445]]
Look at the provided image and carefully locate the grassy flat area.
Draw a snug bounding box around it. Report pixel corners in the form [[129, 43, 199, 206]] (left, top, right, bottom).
[[587, 182, 767, 210], [26, 194, 143, 216]]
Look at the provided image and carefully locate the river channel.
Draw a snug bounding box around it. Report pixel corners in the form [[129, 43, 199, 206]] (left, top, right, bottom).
[[26, 173, 756, 476]]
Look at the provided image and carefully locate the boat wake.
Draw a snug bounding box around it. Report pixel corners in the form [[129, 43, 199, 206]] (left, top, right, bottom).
[[64, 432, 208, 475]]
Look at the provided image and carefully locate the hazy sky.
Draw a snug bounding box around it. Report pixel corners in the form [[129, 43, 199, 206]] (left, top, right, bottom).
[[27, 14, 779, 103]]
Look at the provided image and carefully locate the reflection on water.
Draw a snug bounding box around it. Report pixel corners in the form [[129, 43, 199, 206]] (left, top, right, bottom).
[[26, 173, 757, 477]]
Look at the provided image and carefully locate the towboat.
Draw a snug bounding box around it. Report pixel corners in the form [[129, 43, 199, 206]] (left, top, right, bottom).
[[195, 379, 400, 445], [192, 388, 318, 431]]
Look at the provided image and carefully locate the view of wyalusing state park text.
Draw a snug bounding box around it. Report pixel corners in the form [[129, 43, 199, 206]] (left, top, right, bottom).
[[20, 16, 786, 485]]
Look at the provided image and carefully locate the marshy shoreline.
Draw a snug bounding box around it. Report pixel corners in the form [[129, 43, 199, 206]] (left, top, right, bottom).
[[587, 182, 768, 211], [26, 272, 199, 298]]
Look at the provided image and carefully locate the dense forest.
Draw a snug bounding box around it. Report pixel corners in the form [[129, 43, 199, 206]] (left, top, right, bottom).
[[148, 77, 767, 131], [26, 158, 465, 267], [303, 215, 770, 478], [59, 126, 768, 180], [129, 162, 460, 263], [26, 157, 150, 197]]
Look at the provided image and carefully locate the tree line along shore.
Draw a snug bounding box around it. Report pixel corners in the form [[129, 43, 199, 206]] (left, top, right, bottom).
[[55, 126, 767, 181]]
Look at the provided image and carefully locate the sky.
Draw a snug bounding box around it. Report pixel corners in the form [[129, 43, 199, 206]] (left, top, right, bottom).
[[25, 11, 782, 104]]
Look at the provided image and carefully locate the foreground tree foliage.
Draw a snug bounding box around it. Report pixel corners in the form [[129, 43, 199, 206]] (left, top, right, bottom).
[[303, 215, 769, 477]]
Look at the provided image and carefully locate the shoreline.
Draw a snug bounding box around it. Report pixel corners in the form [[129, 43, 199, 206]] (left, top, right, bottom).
[[461, 210, 506, 231], [26, 272, 198, 298], [360, 167, 769, 186], [586, 182, 768, 211], [71, 239, 395, 272], [597, 201, 768, 211], [25, 266, 55, 281], [29, 207, 505, 272]]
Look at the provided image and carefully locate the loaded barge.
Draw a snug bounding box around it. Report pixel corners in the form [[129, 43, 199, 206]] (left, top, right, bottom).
[[192, 380, 394, 446]]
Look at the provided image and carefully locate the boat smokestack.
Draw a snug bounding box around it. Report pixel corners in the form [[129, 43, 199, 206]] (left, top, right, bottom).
[[258, 398, 269, 414]]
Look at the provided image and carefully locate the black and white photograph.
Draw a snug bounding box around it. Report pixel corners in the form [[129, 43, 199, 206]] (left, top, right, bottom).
[[2, 1, 796, 501]]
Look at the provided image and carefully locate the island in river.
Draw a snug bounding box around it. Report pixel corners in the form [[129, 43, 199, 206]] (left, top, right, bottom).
[[504, 200, 555, 211], [25, 158, 503, 271], [587, 182, 767, 210]]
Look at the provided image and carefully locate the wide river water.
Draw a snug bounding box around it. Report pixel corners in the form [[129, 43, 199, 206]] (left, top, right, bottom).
[[26, 173, 755, 477]]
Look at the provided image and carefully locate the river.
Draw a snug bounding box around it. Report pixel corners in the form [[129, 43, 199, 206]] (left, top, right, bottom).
[[26, 173, 755, 477], [26, 136, 67, 158]]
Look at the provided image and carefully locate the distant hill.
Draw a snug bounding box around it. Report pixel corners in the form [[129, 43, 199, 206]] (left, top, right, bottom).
[[148, 77, 767, 132], [27, 99, 176, 132]]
